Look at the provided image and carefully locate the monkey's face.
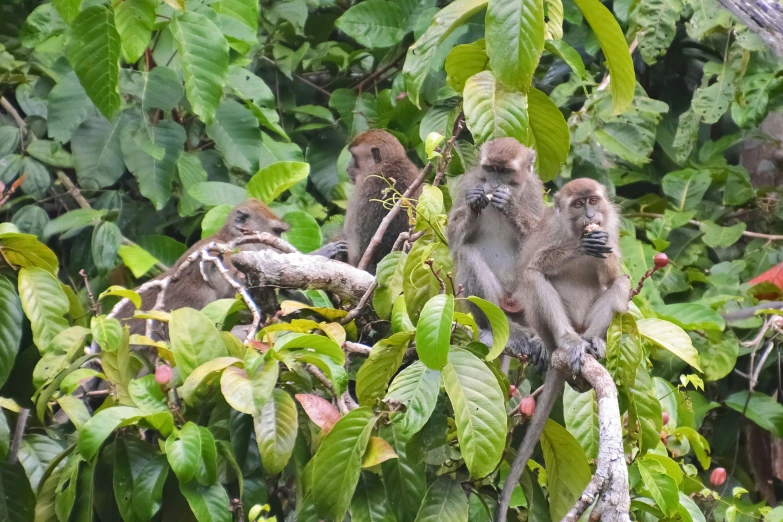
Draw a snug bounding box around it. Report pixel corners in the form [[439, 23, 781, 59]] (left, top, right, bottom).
[[347, 143, 383, 184], [233, 209, 289, 237], [478, 161, 531, 192], [567, 193, 604, 230]]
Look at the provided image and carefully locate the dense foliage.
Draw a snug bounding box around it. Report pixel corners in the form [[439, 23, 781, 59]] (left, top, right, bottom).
[[1, 0, 783, 520]]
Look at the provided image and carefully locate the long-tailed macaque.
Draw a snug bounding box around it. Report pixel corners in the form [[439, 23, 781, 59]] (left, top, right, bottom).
[[497, 178, 630, 522], [112, 199, 345, 334], [344, 129, 421, 273], [447, 138, 545, 365]]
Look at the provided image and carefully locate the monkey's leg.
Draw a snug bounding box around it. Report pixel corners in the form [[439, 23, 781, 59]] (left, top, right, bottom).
[[497, 369, 565, 522], [582, 275, 631, 358]]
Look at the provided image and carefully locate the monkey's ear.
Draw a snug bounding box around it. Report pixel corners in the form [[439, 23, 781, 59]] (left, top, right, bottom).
[[371, 146, 382, 164], [528, 150, 537, 173]]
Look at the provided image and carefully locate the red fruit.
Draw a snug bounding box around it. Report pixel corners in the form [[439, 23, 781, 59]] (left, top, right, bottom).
[[508, 385, 517, 397], [662, 412, 670, 425], [653, 253, 669, 269], [710, 467, 727, 487], [155, 365, 172, 386], [519, 397, 536, 417]]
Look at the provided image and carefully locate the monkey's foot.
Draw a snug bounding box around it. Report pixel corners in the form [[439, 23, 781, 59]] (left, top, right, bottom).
[[584, 336, 606, 360], [560, 335, 592, 375], [313, 240, 349, 260], [467, 187, 489, 211], [501, 328, 547, 371]]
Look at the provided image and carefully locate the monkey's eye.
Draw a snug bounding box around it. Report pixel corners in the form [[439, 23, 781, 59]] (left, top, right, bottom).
[[589, 196, 598, 204], [573, 200, 583, 208], [483, 165, 495, 173], [272, 225, 288, 235], [500, 167, 514, 175]]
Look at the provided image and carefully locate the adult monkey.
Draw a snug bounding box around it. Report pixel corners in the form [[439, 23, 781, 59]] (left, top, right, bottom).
[[447, 137, 546, 366], [497, 178, 629, 522], [343, 129, 421, 273]]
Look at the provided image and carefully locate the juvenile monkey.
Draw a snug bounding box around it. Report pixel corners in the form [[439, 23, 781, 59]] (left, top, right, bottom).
[[447, 138, 545, 364], [497, 178, 629, 522], [343, 129, 421, 273]]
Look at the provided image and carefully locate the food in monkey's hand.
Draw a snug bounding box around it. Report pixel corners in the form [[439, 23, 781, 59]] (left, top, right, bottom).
[[583, 223, 602, 234], [486, 192, 493, 201]]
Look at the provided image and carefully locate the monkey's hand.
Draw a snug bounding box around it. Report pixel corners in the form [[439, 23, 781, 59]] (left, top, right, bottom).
[[489, 186, 511, 212], [503, 324, 547, 372], [466, 186, 489, 212], [560, 333, 592, 375], [584, 336, 606, 360], [312, 240, 348, 260], [580, 230, 612, 258]]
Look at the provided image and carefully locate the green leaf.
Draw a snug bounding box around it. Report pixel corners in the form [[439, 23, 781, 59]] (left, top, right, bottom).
[[374, 252, 407, 320], [545, 40, 586, 79], [415, 294, 454, 370], [463, 70, 531, 145], [254, 389, 298, 475], [170, 11, 229, 124], [671, 426, 711, 469], [274, 332, 345, 365], [179, 480, 231, 522], [195, 426, 217, 485], [133, 455, 169, 521], [361, 437, 397, 468], [71, 113, 127, 189], [247, 102, 290, 142], [402, 0, 488, 108], [313, 407, 376, 521], [442, 348, 506, 478], [78, 406, 145, 460], [637, 318, 701, 370], [48, 72, 94, 144], [12, 206, 49, 238], [544, 0, 564, 39], [90, 315, 123, 353], [629, 367, 663, 453], [282, 211, 322, 253], [725, 391, 783, 439], [328, 89, 377, 137], [213, 0, 260, 32], [122, 120, 186, 210], [563, 386, 599, 460], [700, 220, 746, 248], [572, 0, 634, 114], [118, 245, 159, 278], [527, 87, 569, 181], [188, 182, 247, 207], [692, 62, 735, 124], [166, 422, 201, 482], [18, 267, 70, 350], [0, 232, 58, 274], [246, 161, 310, 203], [20, 158, 50, 198], [692, 330, 738, 382], [356, 332, 414, 406], [445, 40, 489, 92], [169, 308, 229, 379], [226, 66, 274, 106], [413, 477, 469, 522], [53, 0, 81, 24], [380, 422, 427, 522], [66, 5, 121, 120], [34, 463, 61, 522], [352, 472, 396, 522], [115, 0, 155, 63], [129, 374, 169, 414], [541, 419, 591, 522], [335, 0, 408, 48], [385, 361, 441, 437], [177, 153, 208, 216], [486, 0, 544, 92], [638, 460, 679, 517], [656, 303, 725, 331], [26, 140, 74, 168], [633, 0, 681, 65], [142, 66, 184, 111], [0, 277, 23, 389], [179, 357, 242, 407], [0, 461, 36, 522], [465, 296, 508, 360], [605, 312, 642, 389], [91, 221, 122, 273], [206, 99, 262, 173], [661, 169, 712, 212]]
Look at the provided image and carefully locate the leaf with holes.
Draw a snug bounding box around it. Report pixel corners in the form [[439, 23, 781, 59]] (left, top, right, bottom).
[[661, 169, 712, 212]]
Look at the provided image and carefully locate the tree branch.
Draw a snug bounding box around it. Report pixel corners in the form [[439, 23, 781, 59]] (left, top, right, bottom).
[[629, 212, 783, 241]]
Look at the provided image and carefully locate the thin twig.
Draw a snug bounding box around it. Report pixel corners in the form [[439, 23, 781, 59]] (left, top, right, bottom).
[[8, 408, 30, 465], [341, 281, 377, 325], [343, 341, 372, 355], [79, 269, 99, 314], [0, 96, 27, 135], [424, 259, 447, 294], [432, 116, 465, 188], [262, 56, 331, 96], [355, 56, 403, 93], [629, 212, 783, 241]]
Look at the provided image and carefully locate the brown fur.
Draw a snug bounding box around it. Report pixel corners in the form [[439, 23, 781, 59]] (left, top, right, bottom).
[[344, 129, 420, 272]]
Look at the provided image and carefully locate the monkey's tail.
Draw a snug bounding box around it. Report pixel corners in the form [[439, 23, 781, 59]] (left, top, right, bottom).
[[496, 369, 564, 522]]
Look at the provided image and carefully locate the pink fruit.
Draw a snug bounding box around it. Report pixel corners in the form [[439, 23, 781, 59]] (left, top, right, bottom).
[[654, 253, 669, 269], [710, 467, 727, 486], [662, 412, 670, 425], [155, 365, 172, 386], [509, 385, 517, 397], [519, 397, 536, 417]]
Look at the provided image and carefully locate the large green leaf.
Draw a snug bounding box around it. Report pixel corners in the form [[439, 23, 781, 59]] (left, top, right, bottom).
[[122, 120, 186, 210], [413, 477, 469, 522], [133, 455, 169, 521], [385, 361, 441, 437], [356, 332, 414, 406], [402, 0, 488, 108], [328, 89, 377, 137], [352, 472, 396, 522], [188, 182, 247, 207], [563, 386, 599, 460], [282, 211, 322, 253], [313, 407, 376, 521], [486, 0, 544, 92], [65, 5, 121, 120], [442, 348, 506, 478], [605, 312, 642, 389], [78, 406, 145, 460], [254, 389, 298, 475], [0, 461, 36, 522], [169, 308, 229, 379], [18, 267, 70, 350], [179, 481, 231, 522], [71, 113, 128, 189], [638, 460, 679, 517], [699, 220, 746, 248], [656, 303, 725, 331], [637, 318, 701, 370], [47, 73, 94, 144], [246, 161, 310, 203], [661, 169, 712, 212], [445, 40, 489, 92], [415, 294, 454, 370], [572, 0, 634, 114], [541, 419, 591, 522], [206, 99, 262, 173], [170, 11, 229, 123], [274, 332, 346, 365], [141, 66, 184, 111], [335, 0, 408, 48], [725, 391, 783, 439], [463, 70, 531, 145], [213, 0, 260, 32], [91, 221, 122, 273], [380, 422, 427, 522], [465, 296, 508, 360], [692, 62, 735, 124], [0, 277, 22, 389], [629, 367, 663, 453], [633, 0, 681, 65], [0, 232, 58, 274], [166, 421, 201, 483], [179, 357, 242, 407], [692, 330, 738, 382], [115, 0, 155, 63], [528, 87, 569, 180]]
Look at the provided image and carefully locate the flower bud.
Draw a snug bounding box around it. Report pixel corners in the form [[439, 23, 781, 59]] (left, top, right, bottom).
[[710, 467, 727, 487], [154, 365, 172, 386], [519, 397, 536, 417], [662, 412, 670, 425], [654, 253, 669, 269], [508, 385, 517, 397]]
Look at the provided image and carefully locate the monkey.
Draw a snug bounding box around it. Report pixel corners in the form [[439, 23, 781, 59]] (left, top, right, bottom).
[[447, 137, 546, 367], [110, 198, 347, 336], [497, 178, 630, 522], [343, 129, 421, 273]]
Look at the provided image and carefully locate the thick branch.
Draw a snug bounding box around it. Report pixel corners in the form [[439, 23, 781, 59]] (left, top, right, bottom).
[[717, 0, 783, 59], [232, 249, 375, 302]]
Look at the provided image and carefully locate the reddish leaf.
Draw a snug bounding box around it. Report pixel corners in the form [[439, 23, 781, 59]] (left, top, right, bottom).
[[295, 393, 340, 432], [749, 262, 783, 300]]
